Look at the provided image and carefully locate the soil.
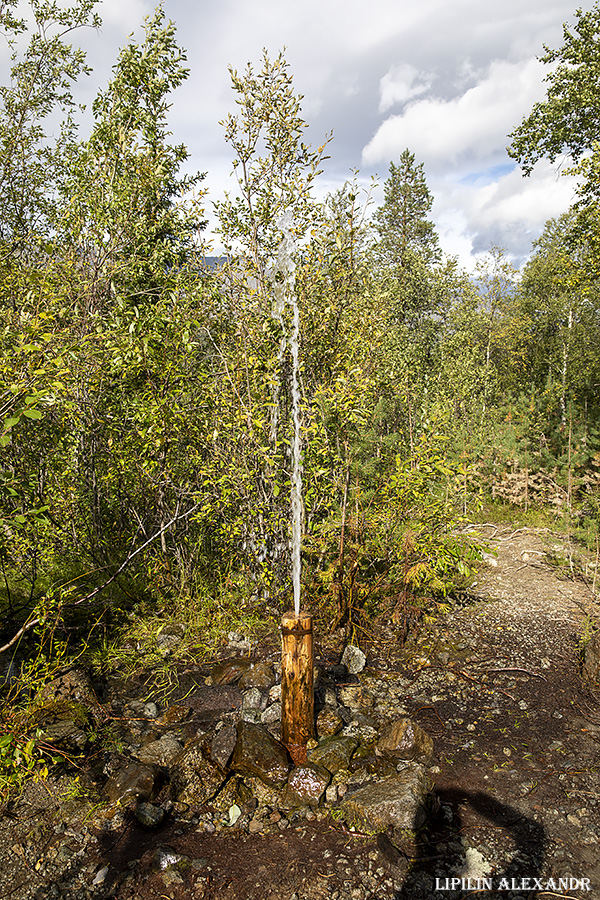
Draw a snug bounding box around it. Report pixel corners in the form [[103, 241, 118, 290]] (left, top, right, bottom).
[[1, 525, 600, 900]]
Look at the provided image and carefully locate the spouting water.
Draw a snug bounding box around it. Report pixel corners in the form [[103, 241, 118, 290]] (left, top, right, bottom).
[[269, 211, 303, 617]]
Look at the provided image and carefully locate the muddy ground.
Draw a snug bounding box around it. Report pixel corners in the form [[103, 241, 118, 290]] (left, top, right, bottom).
[[1, 525, 599, 900]]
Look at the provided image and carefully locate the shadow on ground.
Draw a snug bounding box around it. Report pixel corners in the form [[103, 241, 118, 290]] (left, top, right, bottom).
[[390, 788, 546, 900]]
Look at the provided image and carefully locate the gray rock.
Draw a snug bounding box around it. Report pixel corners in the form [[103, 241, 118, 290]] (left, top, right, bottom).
[[135, 802, 165, 827], [105, 762, 155, 803], [230, 720, 290, 786], [242, 688, 264, 710], [261, 702, 282, 725], [211, 725, 237, 768], [338, 684, 375, 710], [157, 628, 184, 651], [152, 846, 185, 872], [171, 740, 227, 806], [282, 764, 331, 807], [376, 717, 434, 764], [136, 734, 183, 767], [308, 735, 359, 773], [341, 763, 430, 832], [341, 645, 367, 674]]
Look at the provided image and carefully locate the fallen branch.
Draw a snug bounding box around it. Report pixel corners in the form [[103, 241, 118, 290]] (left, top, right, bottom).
[[0, 502, 200, 655]]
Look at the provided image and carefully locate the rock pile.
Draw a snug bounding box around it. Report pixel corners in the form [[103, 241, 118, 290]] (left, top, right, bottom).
[[90, 645, 435, 838]]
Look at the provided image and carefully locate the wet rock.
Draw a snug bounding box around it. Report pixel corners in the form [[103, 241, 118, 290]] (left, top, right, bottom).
[[238, 662, 276, 690], [341, 645, 367, 674], [135, 802, 165, 827], [105, 762, 155, 803], [135, 734, 183, 767], [282, 764, 331, 807], [41, 720, 88, 753], [341, 763, 430, 832], [316, 707, 344, 738], [308, 735, 359, 773], [211, 725, 237, 768], [171, 740, 227, 806], [376, 717, 434, 764], [230, 721, 290, 787], [211, 658, 252, 685], [184, 684, 242, 724], [582, 630, 600, 684]]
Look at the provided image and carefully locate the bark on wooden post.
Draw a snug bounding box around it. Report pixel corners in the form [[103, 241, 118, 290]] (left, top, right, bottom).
[[281, 610, 314, 765]]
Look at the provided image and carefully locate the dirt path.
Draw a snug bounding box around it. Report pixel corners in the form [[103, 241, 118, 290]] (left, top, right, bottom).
[[380, 525, 600, 898], [1, 526, 599, 900]]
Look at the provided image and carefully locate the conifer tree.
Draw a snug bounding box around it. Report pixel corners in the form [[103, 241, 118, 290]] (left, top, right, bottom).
[[372, 149, 441, 270]]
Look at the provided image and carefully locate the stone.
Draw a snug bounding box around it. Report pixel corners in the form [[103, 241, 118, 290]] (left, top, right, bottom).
[[41, 721, 88, 753], [184, 684, 242, 723], [341, 645, 367, 674], [282, 764, 331, 808], [238, 662, 276, 690], [341, 763, 430, 832], [160, 704, 191, 725], [135, 802, 165, 827], [211, 776, 253, 814], [268, 683, 282, 703], [157, 632, 183, 652], [152, 846, 185, 872], [211, 658, 253, 685], [211, 725, 237, 769], [308, 735, 359, 773], [376, 718, 434, 764], [242, 688, 264, 710], [230, 721, 290, 787], [261, 702, 282, 725], [338, 684, 375, 710], [582, 630, 600, 684], [105, 762, 155, 803], [316, 707, 344, 738], [136, 734, 183, 767], [171, 740, 227, 806]]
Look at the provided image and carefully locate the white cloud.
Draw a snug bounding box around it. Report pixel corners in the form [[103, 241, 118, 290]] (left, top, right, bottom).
[[362, 57, 546, 169], [433, 162, 579, 268], [378, 64, 432, 112]]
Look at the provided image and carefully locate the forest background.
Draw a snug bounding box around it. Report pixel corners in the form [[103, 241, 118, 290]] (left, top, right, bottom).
[[2, 0, 600, 731]]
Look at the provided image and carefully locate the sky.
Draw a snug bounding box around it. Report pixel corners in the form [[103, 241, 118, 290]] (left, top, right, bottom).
[[29, 0, 600, 272]]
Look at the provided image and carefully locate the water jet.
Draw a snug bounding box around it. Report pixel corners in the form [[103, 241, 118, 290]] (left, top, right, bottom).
[[269, 211, 314, 764]]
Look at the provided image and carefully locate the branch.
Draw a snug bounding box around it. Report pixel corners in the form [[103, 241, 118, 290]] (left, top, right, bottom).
[[0, 502, 200, 655], [67, 502, 200, 608], [0, 616, 41, 655]]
